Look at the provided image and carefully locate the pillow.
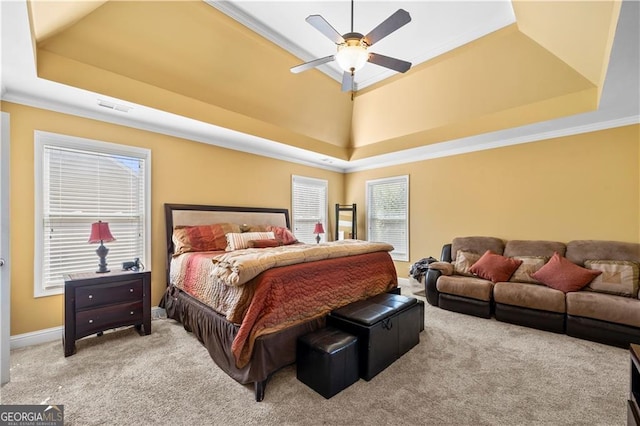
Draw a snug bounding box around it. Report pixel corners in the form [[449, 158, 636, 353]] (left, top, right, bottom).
[[509, 256, 548, 284], [584, 260, 639, 297], [453, 250, 481, 276], [469, 250, 523, 283], [531, 252, 601, 293], [172, 223, 241, 256], [265, 225, 298, 245], [226, 232, 275, 251], [241, 224, 267, 232], [247, 239, 283, 249]]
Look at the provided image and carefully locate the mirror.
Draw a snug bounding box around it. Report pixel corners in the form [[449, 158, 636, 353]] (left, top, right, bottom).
[[335, 204, 357, 240]]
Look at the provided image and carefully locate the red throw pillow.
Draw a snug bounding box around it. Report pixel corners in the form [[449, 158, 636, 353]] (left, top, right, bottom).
[[469, 250, 523, 283], [266, 226, 298, 245], [531, 252, 602, 293], [172, 223, 240, 255], [247, 239, 283, 248]]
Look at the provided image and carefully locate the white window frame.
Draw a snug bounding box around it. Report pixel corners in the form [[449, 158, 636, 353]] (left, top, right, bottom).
[[291, 175, 328, 244], [34, 131, 151, 297], [366, 175, 409, 261]]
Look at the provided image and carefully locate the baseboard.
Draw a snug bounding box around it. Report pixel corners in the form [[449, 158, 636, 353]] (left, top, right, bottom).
[[152, 306, 167, 319], [398, 277, 409, 287], [10, 326, 62, 350], [11, 306, 167, 350]]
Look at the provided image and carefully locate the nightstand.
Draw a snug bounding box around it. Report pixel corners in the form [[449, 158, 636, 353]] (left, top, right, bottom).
[[63, 269, 151, 357]]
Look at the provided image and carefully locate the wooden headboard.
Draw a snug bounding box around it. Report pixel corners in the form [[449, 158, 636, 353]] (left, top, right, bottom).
[[164, 204, 290, 284]]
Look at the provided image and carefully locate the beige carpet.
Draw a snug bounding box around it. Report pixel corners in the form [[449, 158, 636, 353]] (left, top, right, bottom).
[[1, 289, 628, 425]]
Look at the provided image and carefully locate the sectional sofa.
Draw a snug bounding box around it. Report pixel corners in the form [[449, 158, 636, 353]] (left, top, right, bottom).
[[424, 236, 640, 347]]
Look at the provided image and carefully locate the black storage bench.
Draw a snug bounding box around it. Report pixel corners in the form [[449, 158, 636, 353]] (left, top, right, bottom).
[[296, 327, 360, 399], [327, 293, 423, 381]]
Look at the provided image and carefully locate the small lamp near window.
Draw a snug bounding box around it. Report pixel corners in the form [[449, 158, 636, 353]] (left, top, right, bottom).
[[313, 222, 325, 244], [88, 221, 115, 273]]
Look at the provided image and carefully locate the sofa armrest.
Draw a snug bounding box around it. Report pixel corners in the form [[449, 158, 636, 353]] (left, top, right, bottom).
[[425, 268, 442, 307], [428, 261, 453, 275]]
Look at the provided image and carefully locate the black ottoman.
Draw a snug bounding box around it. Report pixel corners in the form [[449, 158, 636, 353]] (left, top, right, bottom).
[[296, 327, 359, 399], [327, 293, 422, 381]]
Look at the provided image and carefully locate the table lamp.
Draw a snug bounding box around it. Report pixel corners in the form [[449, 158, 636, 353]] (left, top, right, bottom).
[[88, 221, 115, 273], [314, 222, 324, 244]]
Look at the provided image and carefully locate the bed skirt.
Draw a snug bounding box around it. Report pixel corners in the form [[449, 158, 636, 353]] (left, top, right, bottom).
[[161, 285, 325, 398]]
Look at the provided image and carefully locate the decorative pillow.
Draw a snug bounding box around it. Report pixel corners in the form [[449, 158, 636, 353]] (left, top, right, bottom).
[[226, 232, 275, 251], [453, 250, 481, 276], [265, 225, 298, 245], [531, 252, 601, 293], [584, 260, 639, 297], [241, 224, 267, 232], [469, 250, 523, 283], [172, 223, 241, 256], [509, 256, 548, 284], [247, 239, 283, 249]]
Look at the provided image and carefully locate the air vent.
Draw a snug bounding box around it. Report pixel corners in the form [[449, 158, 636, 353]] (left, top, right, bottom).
[[97, 99, 132, 113]]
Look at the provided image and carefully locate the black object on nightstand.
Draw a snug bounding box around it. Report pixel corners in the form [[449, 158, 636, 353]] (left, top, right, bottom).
[[63, 270, 151, 357]]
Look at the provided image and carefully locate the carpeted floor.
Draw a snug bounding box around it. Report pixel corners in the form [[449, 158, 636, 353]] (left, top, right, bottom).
[[1, 289, 628, 425]]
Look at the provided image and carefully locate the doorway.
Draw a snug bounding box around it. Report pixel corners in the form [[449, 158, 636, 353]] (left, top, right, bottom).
[[1, 111, 10, 385]]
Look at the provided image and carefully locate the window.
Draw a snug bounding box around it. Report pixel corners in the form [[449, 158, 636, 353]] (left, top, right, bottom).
[[366, 175, 409, 261], [291, 175, 327, 244], [34, 131, 151, 297]]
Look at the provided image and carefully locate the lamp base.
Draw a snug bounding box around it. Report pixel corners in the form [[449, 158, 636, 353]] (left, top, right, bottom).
[[315, 234, 321, 244], [96, 243, 110, 273]]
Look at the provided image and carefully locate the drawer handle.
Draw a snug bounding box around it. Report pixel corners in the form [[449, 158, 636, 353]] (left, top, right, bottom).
[[130, 311, 134, 315], [88, 319, 93, 324], [88, 295, 93, 299], [129, 288, 134, 293]]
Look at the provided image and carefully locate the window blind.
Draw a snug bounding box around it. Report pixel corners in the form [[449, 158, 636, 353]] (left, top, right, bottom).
[[41, 145, 146, 290], [367, 175, 409, 261], [292, 175, 327, 244]]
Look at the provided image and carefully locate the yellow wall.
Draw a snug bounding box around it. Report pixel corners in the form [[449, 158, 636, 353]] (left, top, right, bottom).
[[4, 100, 639, 336], [3, 102, 344, 335], [345, 124, 640, 273]]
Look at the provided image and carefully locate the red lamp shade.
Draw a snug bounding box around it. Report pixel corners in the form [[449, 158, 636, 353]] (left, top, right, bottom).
[[313, 223, 325, 234], [88, 221, 115, 243]]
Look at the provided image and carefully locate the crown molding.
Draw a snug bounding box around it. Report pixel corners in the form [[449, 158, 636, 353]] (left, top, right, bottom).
[[2, 88, 347, 173], [343, 115, 640, 172]]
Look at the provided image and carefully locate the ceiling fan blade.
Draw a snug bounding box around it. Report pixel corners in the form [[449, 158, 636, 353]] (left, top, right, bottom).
[[364, 9, 411, 46], [368, 53, 412, 73], [306, 15, 345, 44], [290, 55, 335, 74], [341, 72, 354, 92]]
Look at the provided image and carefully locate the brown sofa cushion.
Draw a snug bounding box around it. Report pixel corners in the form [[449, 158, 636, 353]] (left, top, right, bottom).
[[532, 252, 601, 293], [470, 251, 522, 283], [565, 240, 640, 266], [451, 236, 504, 261], [436, 276, 494, 302], [566, 291, 640, 328], [494, 282, 566, 313], [503, 240, 566, 258]]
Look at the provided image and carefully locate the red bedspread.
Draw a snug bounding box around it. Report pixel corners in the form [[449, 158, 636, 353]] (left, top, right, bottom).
[[230, 251, 397, 367]]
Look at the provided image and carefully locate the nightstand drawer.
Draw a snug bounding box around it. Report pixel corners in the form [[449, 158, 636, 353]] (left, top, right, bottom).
[[76, 301, 143, 338], [76, 279, 143, 309]]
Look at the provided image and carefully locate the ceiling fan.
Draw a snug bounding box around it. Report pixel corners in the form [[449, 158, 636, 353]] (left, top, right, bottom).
[[290, 0, 412, 92]]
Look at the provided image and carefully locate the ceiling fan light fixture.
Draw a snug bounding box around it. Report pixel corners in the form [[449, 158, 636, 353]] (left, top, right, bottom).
[[335, 38, 369, 73]]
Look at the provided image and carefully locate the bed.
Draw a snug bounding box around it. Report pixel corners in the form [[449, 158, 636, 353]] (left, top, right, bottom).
[[161, 204, 398, 401]]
